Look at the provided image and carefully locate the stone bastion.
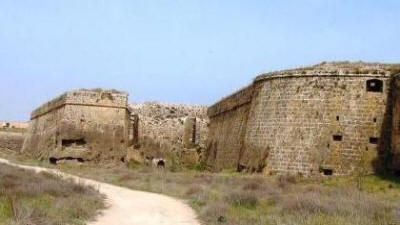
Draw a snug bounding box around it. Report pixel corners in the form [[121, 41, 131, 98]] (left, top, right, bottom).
[[22, 89, 130, 163], [206, 62, 400, 176]]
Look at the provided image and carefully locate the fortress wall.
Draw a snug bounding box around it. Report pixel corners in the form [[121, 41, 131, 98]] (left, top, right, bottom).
[[23, 90, 129, 162], [129, 103, 208, 161], [206, 103, 251, 171], [22, 105, 63, 157], [391, 75, 400, 171], [243, 74, 390, 175], [205, 85, 254, 171], [208, 84, 253, 117], [56, 104, 128, 160], [31, 90, 127, 119]]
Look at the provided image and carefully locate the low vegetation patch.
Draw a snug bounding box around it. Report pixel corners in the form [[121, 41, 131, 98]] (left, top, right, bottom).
[[0, 163, 105, 225], [56, 165, 400, 225], [3, 152, 400, 225]]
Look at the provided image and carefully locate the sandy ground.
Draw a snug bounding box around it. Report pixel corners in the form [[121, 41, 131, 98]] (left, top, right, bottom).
[[0, 158, 200, 225]]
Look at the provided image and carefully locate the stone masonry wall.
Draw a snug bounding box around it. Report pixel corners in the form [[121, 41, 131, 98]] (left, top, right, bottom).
[[391, 75, 400, 172], [206, 62, 396, 176], [128, 102, 208, 164], [22, 90, 129, 162], [243, 75, 389, 175], [206, 85, 254, 171]]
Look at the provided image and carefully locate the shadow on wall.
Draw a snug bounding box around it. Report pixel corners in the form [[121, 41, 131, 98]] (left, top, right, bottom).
[[374, 77, 400, 178]]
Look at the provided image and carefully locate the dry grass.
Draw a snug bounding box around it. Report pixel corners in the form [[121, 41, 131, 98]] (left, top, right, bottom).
[[2, 152, 400, 225], [0, 163, 105, 225], [56, 164, 400, 225]]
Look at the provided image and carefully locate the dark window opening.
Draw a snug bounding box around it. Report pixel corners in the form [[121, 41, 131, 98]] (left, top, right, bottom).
[[369, 137, 379, 144], [327, 143, 330, 148], [373, 118, 377, 123], [49, 157, 57, 165], [366, 79, 383, 92], [62, 138, 87, 147], [333, 135, 343, 141], [336, 116, 339, 121], [323, 169, 333, 176], [366, 147, 369, 151]]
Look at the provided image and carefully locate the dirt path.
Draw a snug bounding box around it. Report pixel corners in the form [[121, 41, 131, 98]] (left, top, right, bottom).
[[0, 158, 200, 225]]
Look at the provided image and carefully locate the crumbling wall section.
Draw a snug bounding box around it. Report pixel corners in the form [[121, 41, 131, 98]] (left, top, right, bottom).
[[128, 102, 208, 164]]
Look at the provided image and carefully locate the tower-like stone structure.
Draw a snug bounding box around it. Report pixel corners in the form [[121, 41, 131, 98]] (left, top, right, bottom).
[[206, 62, 400, 175], [22, 89, 130, 163]]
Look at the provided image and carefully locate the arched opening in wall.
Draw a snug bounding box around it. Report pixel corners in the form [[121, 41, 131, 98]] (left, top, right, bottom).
[[157, 160, 165, 168], [366, 79, 383, 92]]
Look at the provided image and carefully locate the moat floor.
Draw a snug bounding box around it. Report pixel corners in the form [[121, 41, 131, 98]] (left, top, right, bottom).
[[0, 158, 200, 225]]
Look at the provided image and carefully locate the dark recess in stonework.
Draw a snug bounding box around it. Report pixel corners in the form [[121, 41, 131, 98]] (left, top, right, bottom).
[[370, 137, 379, 144], [322, 169, 333, 176], [62, 138, 87, 147], [333, 135, 343, 141], [366, 79, 383, 92]]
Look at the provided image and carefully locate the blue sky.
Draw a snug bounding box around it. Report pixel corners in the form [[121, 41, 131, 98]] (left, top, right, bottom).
[[0, 0, 399, 121]]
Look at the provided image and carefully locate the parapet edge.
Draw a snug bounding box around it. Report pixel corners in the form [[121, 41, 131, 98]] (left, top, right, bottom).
[[208, 84, 254, 118], [30, 89, 129, 119]]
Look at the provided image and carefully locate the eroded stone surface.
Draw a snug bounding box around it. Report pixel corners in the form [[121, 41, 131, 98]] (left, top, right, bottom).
[[206, 62, 400, 176], [128, 102, 208, 166], [22, 89, 130, 163]]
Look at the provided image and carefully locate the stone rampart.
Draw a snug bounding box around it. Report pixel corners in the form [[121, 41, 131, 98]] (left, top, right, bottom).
[[206, 62, 398, 176], [31, 90, 127, 119], [128, 102, 208, 165], [208, 84, 254, 118], [23, 89, 129, 163], [391, 75, 400, 172]]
